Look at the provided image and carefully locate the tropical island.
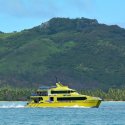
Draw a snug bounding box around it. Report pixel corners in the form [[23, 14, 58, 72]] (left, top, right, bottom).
[[0, 17, 125, 101]]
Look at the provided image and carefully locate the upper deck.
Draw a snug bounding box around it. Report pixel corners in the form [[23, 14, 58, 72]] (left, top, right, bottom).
[[34, 82, 79, 96]]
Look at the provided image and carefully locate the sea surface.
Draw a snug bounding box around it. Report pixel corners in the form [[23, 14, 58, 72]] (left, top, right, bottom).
[[0, 101, 125, 125]]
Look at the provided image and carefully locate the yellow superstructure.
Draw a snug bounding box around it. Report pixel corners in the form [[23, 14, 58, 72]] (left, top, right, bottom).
[[26, 82, 102, 108]]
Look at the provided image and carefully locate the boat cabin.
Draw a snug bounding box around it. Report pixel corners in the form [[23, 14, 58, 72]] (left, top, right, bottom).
[[30, 83, 87, 103]]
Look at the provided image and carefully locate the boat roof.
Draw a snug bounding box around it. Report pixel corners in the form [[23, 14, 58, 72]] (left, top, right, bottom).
[[38, 86, 56, 90], [37, 82, 74, 91]]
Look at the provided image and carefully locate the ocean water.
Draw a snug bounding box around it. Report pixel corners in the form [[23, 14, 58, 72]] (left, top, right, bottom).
[[0, 101, 125, 125]]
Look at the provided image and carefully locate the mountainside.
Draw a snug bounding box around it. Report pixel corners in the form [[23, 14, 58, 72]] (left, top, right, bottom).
[[0, 17, 125, 89]]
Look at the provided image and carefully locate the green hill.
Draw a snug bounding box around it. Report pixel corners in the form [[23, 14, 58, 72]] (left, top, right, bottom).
[[0, 17, 125, 89]]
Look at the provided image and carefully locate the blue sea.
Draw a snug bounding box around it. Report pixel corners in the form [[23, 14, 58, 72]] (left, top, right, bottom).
[[0, 101, 125, 125]]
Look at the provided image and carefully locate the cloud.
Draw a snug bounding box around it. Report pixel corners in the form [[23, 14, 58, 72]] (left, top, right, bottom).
[[0, 0, 94, 19]]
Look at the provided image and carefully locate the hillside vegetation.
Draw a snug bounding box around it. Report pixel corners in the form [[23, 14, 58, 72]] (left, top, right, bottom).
[[0, 17, 125, 90]]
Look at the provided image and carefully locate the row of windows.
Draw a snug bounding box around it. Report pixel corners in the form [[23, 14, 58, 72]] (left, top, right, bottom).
[[57, 97, 87, 101], [36, 91, 48, 96], [51, 90, 76, 94], [33, 97, 87, 103], [33, 90, 76, 96]]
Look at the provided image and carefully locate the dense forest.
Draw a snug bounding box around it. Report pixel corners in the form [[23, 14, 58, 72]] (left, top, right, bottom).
[[0, 86, 34, 101], [0, 17, 125, 90]]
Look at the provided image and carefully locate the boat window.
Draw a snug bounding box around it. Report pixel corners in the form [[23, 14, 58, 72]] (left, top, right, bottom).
[[39, 97, 43, 100], [70, 90, 76, 93], [50, 97, 54, 101], [57, 97, 87, 101], [34, 97, 43, 103], [51, 90, 75, 94], [37, 91, 48, 96]]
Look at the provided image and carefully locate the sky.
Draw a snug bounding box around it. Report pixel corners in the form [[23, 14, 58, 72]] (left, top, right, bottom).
[[0, 0, 125, 33]]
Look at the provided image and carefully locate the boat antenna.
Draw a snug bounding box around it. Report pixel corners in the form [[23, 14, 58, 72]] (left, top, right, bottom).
[[55, 76, 58, 83]]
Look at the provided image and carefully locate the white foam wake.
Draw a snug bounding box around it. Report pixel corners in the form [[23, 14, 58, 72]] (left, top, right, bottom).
[[0, 101, 26, 108], [0, 105, 25, 108]]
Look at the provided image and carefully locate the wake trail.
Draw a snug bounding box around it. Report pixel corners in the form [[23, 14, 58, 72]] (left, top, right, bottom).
[[0, 101, 26, 108]]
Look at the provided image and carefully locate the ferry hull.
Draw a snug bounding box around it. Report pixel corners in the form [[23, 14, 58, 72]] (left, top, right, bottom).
[[26, 100, 101, 108]]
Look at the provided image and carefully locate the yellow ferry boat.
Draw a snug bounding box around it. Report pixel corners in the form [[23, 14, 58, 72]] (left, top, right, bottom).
[[27, 82, 102, 108]]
